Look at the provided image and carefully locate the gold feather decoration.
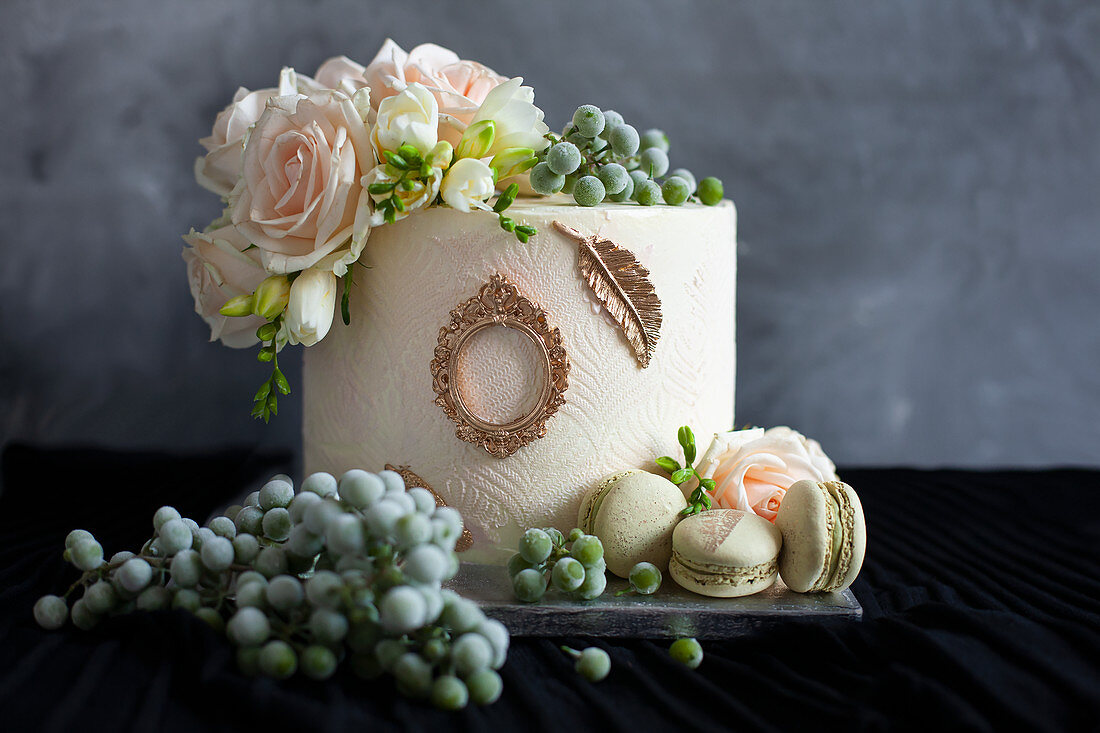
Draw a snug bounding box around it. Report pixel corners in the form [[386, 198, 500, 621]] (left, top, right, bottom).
[[553, 221, 663, 367]]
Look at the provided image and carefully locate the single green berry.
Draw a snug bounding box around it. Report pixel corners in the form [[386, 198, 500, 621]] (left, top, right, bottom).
[[640, 128, 669, 153], [670, 637, 704, 669], [561, 174, 578, 194], [574, 566, 608, 600], [628, 562, 663, 595], [634, 180, 663, 206], [431, 675, 469, 710], [258, 640, 298, 679], [573, 175, 606, 207], [609, 124, 640, 157], [567, 527, 584, 543], [638, 148, 669, 178], [551, 556, 586, 592], [512, 568, 546, 603], [208, 515, 236, 539], [467, 669, 503, 705], [518, 528, 554, 564], [599, 110, 625, 138], [153, 506, 181, 532], [507, 552, 535, 578], [547, 142, 582, 176], [33, 595, 68, 630], [572, 646, 611, 682], [598, 163, 630, 196], [572, 105, 605, 138], [668, 168, 697, 194], [608, 174, 634, 203], [570, 534, 604, 568], [661, 176, 691, 206], [697, 176, 724, 206]]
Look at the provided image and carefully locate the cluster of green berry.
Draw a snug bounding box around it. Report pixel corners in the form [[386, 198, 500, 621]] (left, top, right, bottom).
[[527, 104, 724, 208], [509, 527, 607, 602], [508, 527, 665, 603], [33, 470, 508, 711]]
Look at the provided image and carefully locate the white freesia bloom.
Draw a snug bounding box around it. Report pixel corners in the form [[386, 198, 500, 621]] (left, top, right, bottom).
[[440, 158, 495, 212], [371, 82, 438, 157], [283, 268, 338, 346], [468, 77, 550, 156]]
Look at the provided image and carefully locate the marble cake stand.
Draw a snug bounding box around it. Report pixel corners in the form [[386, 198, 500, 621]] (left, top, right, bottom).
[[447, 563, 862, 640]]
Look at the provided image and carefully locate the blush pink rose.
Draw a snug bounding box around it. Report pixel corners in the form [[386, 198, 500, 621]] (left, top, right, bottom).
[[697, 427, 839, 522], [181, 224, 267, 348], [362, 39, 507, 145], [231, 89, 373, 276]]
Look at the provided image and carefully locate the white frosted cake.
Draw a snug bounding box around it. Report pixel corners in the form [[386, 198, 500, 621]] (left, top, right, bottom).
[[303, 196, 736, 548]]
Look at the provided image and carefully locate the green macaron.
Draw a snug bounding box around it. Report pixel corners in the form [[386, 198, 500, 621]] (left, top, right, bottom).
[[668, 509, 783, 598], [577, 470, 687, 578], [774, 480, 867, 593]]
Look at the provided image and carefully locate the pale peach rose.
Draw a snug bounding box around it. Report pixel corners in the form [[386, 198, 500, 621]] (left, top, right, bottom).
[[232, 89, 373, 277], [363, 39, 507, 145], [195, 68, 310, 197], [181, 224, 267, 348], [312, 55, 370, 95], [697, 427, 838, 522]]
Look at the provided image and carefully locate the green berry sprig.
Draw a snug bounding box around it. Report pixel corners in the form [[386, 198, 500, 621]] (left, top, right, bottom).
[[527, 104, 724, 208], [507, 527, 607, 602], [33, 469, 509, 711], [656, 425, 716, 516], [561, 645, 611, 682]]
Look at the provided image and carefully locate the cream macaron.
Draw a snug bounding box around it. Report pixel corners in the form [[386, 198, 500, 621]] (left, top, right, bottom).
[[669, 509, 783, 598], [577, 470, 687, 578], [774, 479, 866, 593]]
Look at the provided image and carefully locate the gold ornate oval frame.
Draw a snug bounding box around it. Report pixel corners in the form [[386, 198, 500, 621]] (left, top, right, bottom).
[[430, 274, 569, 458]]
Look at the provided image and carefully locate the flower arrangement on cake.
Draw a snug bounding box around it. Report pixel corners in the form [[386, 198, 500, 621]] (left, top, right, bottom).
[[183, 40, 724, 421]]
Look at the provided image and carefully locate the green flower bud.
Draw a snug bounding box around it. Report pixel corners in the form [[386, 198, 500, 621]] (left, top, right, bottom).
[[456, 120, 495, 160], [220, 294, 254, 317], [251, 276, 291, 320], [426, 141, 454, 168], [489, 147, 537, 180]]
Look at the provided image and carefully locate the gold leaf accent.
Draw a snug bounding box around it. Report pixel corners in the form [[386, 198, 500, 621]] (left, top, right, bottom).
[[553, 221, 662, 367], [385, 464, 473, 552]]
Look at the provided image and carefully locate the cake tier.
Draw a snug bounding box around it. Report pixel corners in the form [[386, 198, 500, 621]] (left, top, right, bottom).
[[304, 196, 736, 551]]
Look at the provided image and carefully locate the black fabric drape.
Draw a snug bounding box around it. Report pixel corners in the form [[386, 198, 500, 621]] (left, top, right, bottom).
[[1, 444, 1098, 732]]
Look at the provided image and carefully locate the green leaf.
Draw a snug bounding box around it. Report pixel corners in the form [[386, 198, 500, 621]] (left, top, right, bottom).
[[677, 426, 696, 464], [341, 269, 353, 326], [670, 467, 694, 485], [516, 231, 529, 244], [655, 456, 681, 473]]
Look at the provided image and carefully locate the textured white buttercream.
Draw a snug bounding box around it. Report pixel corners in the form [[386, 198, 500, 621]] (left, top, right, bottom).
[[303, 196, 736, 548]]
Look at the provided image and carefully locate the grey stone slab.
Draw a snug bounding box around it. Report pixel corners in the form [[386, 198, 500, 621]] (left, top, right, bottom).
[[447, 563, 861, 640]]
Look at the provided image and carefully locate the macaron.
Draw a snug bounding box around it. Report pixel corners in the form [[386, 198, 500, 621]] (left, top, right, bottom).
[[669, 509, 782, 598], [577, 470, 687, 578], [774, 479, 866, 593]]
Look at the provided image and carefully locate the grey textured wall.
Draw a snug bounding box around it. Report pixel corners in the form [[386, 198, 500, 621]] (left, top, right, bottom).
[[2, 0, 1098, 467]]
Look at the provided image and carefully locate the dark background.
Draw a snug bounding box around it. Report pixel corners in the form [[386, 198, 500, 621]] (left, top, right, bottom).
[[2, 0, 1098, 467]]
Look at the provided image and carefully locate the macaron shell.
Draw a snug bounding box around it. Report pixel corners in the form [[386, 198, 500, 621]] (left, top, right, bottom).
[[588, 471, 687, 578], [576, 470, 634, 535], [669, 509, 782, 598], [774, 480, 831, 593], [821, 481, 866, 592]]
